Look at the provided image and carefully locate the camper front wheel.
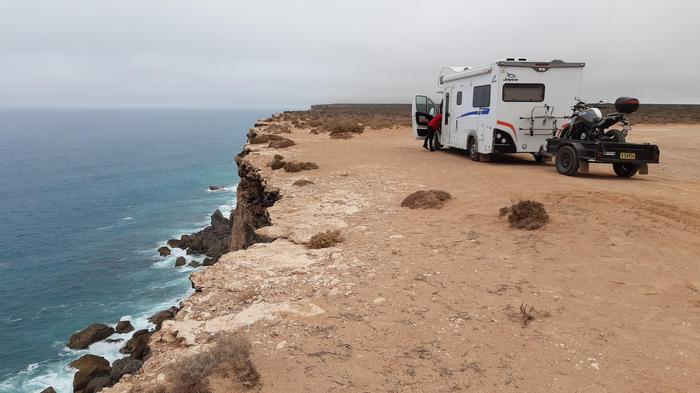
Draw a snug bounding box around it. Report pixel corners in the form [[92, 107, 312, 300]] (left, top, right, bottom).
[[469, 138, 480, 162], [555, 146, 580, 176]]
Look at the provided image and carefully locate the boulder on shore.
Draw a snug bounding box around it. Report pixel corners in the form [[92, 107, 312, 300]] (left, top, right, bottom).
[[69, 354, 111, 392], [167, 238, 182, 248], [157, 246, 171, 256], [86, 375, 113, 392], [111, 357, 144, 381], [174, 256, 186, 267], [147, 306, 178, 328], [188, 260, 201, 268], [39, 387, 56, 393], [119, 329, 151, 360], [68, 324, 115, 349], [115, 320, 134, 334]]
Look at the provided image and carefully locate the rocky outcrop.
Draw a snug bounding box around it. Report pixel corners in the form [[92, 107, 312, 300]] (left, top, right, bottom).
[[230, 151, 280, 251], [69, 354, 111, 392], [39, 387, 56, 393], [68, 324, 115, 349], [167, 209, 233, 264], [209, 185, 223, 191], [115, 320, 134, 334], [157, 246, 171, 256], [119, 329, 151, 360], [110, 357, 143, 382]]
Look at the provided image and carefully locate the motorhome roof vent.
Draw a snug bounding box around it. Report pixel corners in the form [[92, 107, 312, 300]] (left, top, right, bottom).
[[506, 57, 515, 61], [551, 59, 564, 63]]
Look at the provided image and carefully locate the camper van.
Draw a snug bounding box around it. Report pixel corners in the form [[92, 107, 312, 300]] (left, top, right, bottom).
[[412, 59, 585, 161]]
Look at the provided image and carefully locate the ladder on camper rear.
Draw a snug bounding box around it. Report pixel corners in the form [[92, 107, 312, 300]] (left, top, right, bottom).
[[519, 105, 568, 136]]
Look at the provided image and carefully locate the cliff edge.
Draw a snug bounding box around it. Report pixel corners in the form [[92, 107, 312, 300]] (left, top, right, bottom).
[[103, 107, 700, 393]]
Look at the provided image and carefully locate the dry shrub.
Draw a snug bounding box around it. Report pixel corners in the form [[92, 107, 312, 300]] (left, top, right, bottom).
[[500, 200, 549, 230], [292, 179, 315, 186], [265, 124, 290, 134], [283, 161, 319, 172], [268, 138, 295, 149], [330, 132, 354, 140], [325, 121, 364, 135], [269, 154, 285, 170], [307, 230, 343, 249], [401, 190, 451, 209], [169, 335, 260, 393]]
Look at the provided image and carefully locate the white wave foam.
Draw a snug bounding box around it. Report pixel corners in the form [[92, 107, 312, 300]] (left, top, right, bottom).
[[123, 217, 133, 220]]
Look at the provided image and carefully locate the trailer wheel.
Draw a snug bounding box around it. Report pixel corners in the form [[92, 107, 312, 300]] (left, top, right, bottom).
[[555, 146, 580, 176], [605, 129, 626, 143], [468, 138, 480, 162], [612, 163, 638, 177]]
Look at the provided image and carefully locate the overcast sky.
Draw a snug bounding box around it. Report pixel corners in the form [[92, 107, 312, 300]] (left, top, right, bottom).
[[0, 0, 697, 108]]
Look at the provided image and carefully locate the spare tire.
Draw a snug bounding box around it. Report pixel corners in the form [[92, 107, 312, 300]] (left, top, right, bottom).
[[605, 129, 626, 143]]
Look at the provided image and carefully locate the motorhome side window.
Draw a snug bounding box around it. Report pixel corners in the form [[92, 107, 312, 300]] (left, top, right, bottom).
[[456, 91, 462, 106], [502, 83, 545, 102], [472, 85, 491, 108]]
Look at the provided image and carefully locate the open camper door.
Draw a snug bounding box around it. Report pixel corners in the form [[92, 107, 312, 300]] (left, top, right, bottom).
[[412, 94, 436, 140]]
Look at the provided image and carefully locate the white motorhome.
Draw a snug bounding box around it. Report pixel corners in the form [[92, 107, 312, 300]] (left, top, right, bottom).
[[412, 58, 585, 161]]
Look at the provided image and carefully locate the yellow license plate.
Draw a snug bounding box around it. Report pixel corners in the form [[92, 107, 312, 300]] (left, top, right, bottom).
[[620, 152, 636, 160]]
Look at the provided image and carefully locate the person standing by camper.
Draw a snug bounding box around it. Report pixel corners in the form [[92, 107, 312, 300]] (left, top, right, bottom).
[[423, 112, 442, 151]]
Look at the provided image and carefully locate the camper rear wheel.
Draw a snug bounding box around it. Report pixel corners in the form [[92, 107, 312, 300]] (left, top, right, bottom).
[[555, 146, 580, 176], [468, 137, 480, 162], [613, 163, 638, 177]]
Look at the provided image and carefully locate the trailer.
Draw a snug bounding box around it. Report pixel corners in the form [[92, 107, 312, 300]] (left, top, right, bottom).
[[412, 58, 585, 161], [546, 137, 660, 177]]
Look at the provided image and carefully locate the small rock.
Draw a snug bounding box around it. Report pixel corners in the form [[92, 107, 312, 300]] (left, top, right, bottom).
[[203, 257, 216, 266], [209, 185, 223, 191], [174, 256, 186, 267], [188, 260, 201, 268], [39, 387, 56, 393], [157, 246, 171, 256], [115, 320, 134, 334], [148, 308, 178, 327], [105, 338, 124, 344], [68, 324, 115, 349]]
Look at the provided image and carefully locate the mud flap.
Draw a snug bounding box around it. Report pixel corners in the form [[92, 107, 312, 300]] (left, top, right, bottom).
[[578, 160, 589, 174], [638, 163, 649, 175]]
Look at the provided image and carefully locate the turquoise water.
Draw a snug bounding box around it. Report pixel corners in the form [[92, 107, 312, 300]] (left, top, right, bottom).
[[0, 109, 272, 392]]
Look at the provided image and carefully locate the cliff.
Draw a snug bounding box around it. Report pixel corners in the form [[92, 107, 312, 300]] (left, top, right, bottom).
[[101, 107, 700, 393]]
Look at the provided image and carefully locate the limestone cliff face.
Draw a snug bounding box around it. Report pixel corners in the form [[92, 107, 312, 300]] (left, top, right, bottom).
[[229, 148, 279, 251]]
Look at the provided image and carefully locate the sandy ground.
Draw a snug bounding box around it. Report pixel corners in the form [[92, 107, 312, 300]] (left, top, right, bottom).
[[107, 122, 700, 393]]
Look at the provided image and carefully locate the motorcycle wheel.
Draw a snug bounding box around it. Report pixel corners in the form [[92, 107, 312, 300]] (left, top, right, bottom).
[[613, 163, 638, 177], [605, 129, 626, 143]]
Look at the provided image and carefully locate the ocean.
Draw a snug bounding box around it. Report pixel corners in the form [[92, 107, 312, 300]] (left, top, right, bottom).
[[0, 109, 274, 393]]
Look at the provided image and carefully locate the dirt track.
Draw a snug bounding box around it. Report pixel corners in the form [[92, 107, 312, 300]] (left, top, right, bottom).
[[106, 121, 700, 393], [242, 123, 700, 392]]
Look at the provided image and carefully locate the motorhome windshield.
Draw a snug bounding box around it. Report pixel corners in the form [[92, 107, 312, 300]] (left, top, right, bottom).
[[503, 83, 545, 102]]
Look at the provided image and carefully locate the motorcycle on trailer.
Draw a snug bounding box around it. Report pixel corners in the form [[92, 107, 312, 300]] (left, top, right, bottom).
[[545, 97, 660, 177]]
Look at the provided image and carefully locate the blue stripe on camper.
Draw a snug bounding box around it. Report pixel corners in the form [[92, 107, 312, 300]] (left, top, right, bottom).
[[457, 108, 490, 118]]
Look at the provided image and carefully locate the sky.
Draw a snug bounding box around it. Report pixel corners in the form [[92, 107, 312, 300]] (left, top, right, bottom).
[[0, 0, 697, 108]]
